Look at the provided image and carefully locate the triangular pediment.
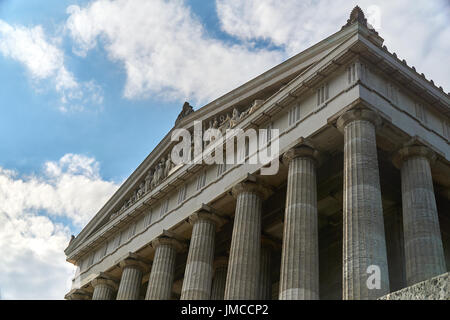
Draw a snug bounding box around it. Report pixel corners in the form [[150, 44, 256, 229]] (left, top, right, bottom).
[[65, 22, 376, 257], [65, 15, 449, 261]]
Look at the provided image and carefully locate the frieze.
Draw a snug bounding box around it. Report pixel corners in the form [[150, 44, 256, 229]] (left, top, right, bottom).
[[109, 98, 266, 221]]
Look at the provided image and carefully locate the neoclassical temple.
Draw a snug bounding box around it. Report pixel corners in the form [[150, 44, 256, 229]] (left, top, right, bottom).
[[65, 7, 450, 300]]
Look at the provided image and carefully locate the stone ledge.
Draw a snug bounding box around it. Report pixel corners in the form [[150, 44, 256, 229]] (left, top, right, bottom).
[[379, 272, 449, 300]]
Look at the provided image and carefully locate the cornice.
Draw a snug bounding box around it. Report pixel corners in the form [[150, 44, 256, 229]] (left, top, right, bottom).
[[65, 23, 360, 257], [65, 31, 362, 263], [354, 35, 449, 115], [175, 24, 360, 128], [65, 19, 449, 262]]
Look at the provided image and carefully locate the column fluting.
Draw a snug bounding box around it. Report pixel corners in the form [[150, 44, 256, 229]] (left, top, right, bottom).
[[181, 211, 224, 300], [210, 257, 228, 300], [224, 180, 271, 300], [394, 146, 446, 286], [145, 237, 184, 300], [91, 274, 118, 300], [116, 253, 149, 300], [337, 108, 390, 300], [259, 237, 275, 300], [279, 144, 319, 300]]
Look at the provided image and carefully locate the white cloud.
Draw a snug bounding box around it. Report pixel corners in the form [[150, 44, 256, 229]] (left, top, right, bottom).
[[216, 0, 341, 55], [0, 154, 119, 299], [0, 213, 73, 299], [0, 153, 119, 226], [65, 0, 283, 104], [0, 20, 103, 112], [216, 0, 450, 92]]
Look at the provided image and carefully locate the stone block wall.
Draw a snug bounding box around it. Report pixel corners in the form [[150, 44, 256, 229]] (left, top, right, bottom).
[[380, 272, 449, 300]]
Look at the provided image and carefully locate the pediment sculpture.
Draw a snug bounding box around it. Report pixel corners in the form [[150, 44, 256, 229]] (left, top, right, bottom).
[[113, 152, 176, 218], [175, 101, 194, 125], [112, 98, 265, 219]]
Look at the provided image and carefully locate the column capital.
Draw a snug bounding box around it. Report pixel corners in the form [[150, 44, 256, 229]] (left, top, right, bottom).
[[231, 179, 273, 200], [282, 143, 319, 165], [151, 236, 186, 253], [189, 209, 227, 229], [65, 288, 91, 300], [393, 145, 437, 169], [336, 108, 382, 132], [91, 272, 119, 290], [117, 252, 151, 273]]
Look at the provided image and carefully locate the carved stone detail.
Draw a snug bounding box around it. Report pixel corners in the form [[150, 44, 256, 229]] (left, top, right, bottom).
[[231, 180, 273, 200], [175, 101, 194, 125]]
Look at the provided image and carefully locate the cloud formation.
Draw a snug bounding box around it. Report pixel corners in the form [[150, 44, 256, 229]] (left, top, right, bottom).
[[65, 0, 283, 104], [0, 154, 119, 299], [216, 0, 450, 91], [0, 20, 103, 112], [65, 0, 450, 104]]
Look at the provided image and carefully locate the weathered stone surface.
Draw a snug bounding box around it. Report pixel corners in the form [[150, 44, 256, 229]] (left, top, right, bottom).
[[337, 108, 390, 300], [145, 237, 183, 300], [65, 288, 91, 300], [279, 145, 319, 300], [380, 272, 449, 300], [224, 181, 271, 300], [394, 146, 446, 286], [259, 238, 274, 300], [211, 257, 228, 300], [116, 253, 150, 300], [181, 212, 221, 300], [117, 267, 143, 300], [91, 274, 118, 300]]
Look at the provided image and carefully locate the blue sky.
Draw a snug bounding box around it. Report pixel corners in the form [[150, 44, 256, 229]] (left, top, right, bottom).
[[0, 0, 448, 299], [0, 0, 179, 182]]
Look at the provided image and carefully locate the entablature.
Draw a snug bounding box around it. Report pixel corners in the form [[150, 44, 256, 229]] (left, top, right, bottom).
[[66, 20, 449, 266]]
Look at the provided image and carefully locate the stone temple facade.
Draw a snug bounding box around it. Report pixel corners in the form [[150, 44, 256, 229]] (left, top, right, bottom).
[[64, 7, 450, 300]]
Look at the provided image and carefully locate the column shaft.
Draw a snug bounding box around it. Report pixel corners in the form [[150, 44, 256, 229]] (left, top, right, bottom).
[[259, 244, 273, 300], [211, 263, 227, 300], [399, 149, 446, 285], [181, 217, 216, 299], [279, 148, 319, 300], [92, 283, 115, 300], [117, 266, 143, 300], [338, 109, 390, 300], [225, 181, 269, 300], [145, 241, 178, 300]]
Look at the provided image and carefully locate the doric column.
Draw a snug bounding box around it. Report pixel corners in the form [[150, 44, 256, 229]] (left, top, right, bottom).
[[116, 253, 150, 300], [91, 273, 118, 300], [181, 210, 225, 300], [259, 237, 276, 300], [145, 237, 185, 300], [394, 145, 446, 286], [279, 144, 319, 300], [337, 108, 390, 300], [65, 288, 91, 300], [210, 257, 228, 300], [224, 179, 272, 300]]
